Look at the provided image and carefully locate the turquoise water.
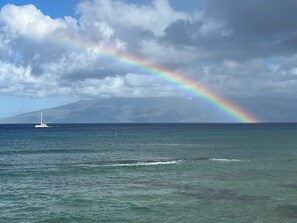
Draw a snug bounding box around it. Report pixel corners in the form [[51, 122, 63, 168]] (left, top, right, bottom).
[[1, 124, 297, 222]]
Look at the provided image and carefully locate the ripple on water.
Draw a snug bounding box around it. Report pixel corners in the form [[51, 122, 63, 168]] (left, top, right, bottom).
[[179, 188, 269, 203], [276, 205, 297, 218]]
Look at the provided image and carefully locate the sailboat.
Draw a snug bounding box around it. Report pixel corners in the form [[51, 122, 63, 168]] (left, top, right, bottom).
[[35, 112, 48, 128]]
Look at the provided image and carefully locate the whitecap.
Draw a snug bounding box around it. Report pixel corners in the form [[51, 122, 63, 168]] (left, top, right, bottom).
[[105, 160, 179, 167], [70, 160, 181, 168], [209, 158, 241, 162]]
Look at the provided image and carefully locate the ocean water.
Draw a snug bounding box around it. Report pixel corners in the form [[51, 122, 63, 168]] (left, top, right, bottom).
[[1, 123, 297, 223]]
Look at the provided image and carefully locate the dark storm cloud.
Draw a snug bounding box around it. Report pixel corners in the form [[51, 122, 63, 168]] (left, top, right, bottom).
[[163, 20, 202, 46], [206, 0, 297, 35], [162, 0, 297, 61]]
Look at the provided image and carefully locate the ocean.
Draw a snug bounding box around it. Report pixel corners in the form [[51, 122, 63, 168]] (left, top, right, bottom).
[[0, 123, 297, 222]]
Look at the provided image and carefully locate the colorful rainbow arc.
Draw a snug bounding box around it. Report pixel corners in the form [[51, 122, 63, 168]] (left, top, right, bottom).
[[59, 37, 259, 123]]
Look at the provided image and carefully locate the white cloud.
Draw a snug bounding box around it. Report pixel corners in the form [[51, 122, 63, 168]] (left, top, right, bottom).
[[77, 0, 192, 36], [67, 73, 178, 98], [0, 61, 37, 84], [41, 50, 99, 78], [0, 4, 66, 39], [0, 1, 195, 99], [95, 21, 114, 39], [139, 39, 198, 65], [199, 59, 297, 97], [0, 33, 9, 49], [290, 68, 297, 76], [0, 61, 43, 96], [199, 18, 232, 37], [268, 64, 280, 73]]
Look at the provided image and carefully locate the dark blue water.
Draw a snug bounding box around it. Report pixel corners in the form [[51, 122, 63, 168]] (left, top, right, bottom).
[[1, 124, 297, 222]]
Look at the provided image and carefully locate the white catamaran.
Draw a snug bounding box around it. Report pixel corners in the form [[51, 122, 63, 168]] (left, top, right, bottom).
[[35, 112, 48, 128]]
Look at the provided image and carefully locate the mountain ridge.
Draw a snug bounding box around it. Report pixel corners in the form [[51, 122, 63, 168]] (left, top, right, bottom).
[[1, 96, 297, 123]]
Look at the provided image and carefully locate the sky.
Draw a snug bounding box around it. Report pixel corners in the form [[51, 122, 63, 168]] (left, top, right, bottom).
[[1, 0, 297, 119]]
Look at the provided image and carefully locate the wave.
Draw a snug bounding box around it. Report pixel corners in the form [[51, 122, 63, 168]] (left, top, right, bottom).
[[209, 158, 241, 162], [1, 157, 242, 171], [105, 160, 179, 167], [70, 157, 243, 168], [70, 159, 181, 168]]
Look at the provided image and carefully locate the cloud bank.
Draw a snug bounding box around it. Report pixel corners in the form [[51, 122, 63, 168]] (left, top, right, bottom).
[[1, 0, 297, 99]]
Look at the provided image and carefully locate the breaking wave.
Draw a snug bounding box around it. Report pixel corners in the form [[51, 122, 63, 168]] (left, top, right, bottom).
[[104, 160, 179, 167], [70, 159, 182, 168], [70, 157, 243, 168], [209, 158, 241, 162]]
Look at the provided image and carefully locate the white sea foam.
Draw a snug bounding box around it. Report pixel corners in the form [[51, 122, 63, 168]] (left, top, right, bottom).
[[209, 158, 241, 162], [71, 160, 180, 168], [106, 160, 179, 167]]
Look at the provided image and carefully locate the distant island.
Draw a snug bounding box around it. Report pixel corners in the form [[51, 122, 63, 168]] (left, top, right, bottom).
[[1, 96, 297, 123]]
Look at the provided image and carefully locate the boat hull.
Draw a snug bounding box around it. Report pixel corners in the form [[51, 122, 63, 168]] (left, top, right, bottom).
[[35, 124, 48, 128]]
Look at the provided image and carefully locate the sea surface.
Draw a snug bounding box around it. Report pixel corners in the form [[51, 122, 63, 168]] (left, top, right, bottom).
[[1, 123, 297, 223]]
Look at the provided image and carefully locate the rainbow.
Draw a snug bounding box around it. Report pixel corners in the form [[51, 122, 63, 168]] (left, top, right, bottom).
[[59, 37, 259, 123]]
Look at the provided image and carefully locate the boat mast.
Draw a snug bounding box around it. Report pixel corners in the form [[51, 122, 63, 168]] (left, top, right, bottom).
[[41, 112, 43, 124]]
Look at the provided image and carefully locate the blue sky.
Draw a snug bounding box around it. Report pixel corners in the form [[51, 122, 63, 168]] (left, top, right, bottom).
[[0, 0, 80, 18], [0, 0, 297, 120]]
